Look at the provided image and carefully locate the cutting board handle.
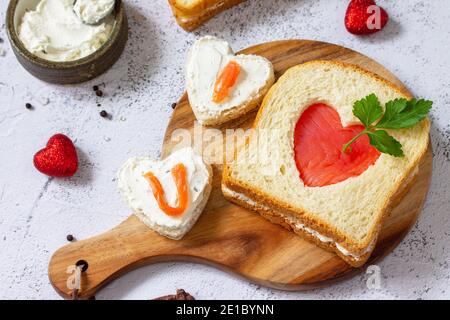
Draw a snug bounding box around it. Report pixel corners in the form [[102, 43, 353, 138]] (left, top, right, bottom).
[[48, 215, 181, 299]]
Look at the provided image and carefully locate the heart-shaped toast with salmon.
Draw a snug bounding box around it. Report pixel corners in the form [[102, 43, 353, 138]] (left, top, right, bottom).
[[186, 36, 275, 126], [223, 60, 430, 267], [117, 147, 212, 240]]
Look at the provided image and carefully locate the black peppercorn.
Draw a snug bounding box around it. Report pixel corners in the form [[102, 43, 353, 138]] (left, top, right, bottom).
[[95, 89, 103, 97], [66, 234, 74, 242], [25, 103, 33, 109], [171, 103, 177, 109], [100, 110, 108, 118], [93, 85, 99, 91]]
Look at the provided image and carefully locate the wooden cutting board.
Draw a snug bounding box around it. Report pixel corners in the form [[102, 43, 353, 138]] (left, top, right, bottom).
[[48, 40, 432, 299]]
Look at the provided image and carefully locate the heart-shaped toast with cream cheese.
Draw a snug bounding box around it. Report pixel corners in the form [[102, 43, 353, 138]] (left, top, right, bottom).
[[117, 147, 212, 240], [186, 36, 275, 126]]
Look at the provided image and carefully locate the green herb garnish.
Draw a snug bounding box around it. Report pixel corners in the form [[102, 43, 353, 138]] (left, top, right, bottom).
[[342, 94, 432, 157]]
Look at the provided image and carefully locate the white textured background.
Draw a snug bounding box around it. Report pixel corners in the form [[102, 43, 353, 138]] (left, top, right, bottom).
[[0, 0, 449, 300]]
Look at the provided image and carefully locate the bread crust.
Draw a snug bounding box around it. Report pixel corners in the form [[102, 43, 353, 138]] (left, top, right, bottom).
[[222, 184, 371, 267], [223, 161, 421, 267], [169, 0, 223, 15], [168, 0, 246, 31], [222, 60, 430, 266]]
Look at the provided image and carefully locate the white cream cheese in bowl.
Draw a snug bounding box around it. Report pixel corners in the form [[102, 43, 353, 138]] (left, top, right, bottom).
[[74, 0, 116, 25], [18, 0, 114, 62]]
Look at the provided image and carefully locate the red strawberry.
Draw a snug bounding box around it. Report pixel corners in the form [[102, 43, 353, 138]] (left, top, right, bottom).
[[345, 0, 389, 35], [33, 134, 78, 177]]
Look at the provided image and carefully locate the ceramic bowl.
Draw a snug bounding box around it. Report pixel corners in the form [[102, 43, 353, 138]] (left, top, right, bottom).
[[6, 0, 128, 84]]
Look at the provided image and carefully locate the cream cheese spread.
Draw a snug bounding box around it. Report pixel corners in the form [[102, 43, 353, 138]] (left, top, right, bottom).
[[18, 0, 114, 62], [186, 36, 274, 116], [74, 0, 115, 25], [117, 148, 211, 239]]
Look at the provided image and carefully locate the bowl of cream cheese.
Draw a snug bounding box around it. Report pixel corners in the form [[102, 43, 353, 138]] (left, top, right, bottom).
[[6, 0, 128, 84]]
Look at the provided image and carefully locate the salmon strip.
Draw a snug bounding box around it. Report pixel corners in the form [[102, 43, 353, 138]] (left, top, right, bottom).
[[143, 163, 189, 216], [212, 61, 241, 103]]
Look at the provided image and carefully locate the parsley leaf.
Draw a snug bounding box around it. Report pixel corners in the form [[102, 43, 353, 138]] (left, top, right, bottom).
[[342, 94, 432, 157], [353, 94, 383, 127], [376, 98, 432, 129], [367, 130, 404, 157]]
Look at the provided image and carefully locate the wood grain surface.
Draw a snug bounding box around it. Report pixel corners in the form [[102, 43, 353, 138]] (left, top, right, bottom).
[[48, 40, 432, 299]]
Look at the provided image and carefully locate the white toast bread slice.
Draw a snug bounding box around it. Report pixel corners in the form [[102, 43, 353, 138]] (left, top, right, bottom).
[[168, 0, 246, 31], [222, 60, 430, 267]]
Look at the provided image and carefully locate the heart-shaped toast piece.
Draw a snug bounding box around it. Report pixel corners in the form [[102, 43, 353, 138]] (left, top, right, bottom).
[[186, 36, 275, 126], [117, 148, 212, 240], [294, 103, 380, 187]]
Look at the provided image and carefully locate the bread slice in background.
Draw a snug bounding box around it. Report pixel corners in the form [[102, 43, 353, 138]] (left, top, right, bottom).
[[222, 60, 430, 267], [186, 36, 274, 126], [168, 0, 246, 31], [169, 0, 225, 14]]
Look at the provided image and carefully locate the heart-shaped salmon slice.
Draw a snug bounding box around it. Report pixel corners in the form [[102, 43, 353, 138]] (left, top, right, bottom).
[[294, 104, 380, 187]]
